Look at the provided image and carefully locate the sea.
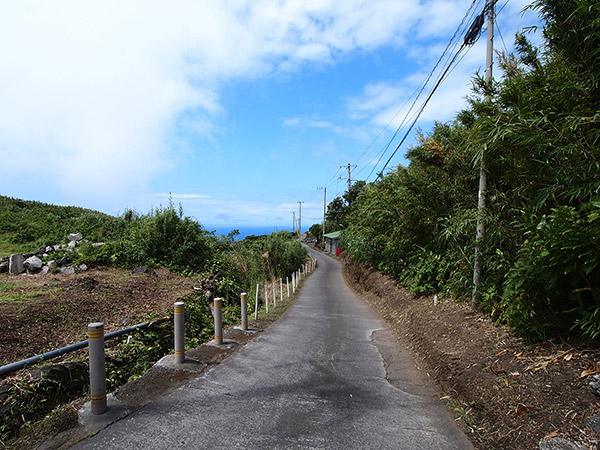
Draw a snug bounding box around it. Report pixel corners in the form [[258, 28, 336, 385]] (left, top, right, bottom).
[[205, 225, 293, 240]]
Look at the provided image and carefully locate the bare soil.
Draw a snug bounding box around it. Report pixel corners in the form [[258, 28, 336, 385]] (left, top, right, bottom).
[[341, 253, 600, 449], [0, 267, 193, 367]]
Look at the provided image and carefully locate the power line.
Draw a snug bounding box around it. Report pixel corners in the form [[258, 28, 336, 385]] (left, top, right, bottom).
[[361, 0, 484, 181], [368, 0, 493, 180]]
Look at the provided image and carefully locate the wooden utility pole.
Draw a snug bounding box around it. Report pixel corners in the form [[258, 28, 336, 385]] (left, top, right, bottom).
[[318, 186, 326, 243], [298, 201, 304, 238], [339, 163, 356, 193], [472, 1, 494, 309]]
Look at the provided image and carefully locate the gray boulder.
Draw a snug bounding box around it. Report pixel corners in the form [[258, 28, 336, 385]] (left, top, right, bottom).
[[67, 240, 77, 249], [60, 266, 76, 275], [47, 260, 58, 269], [539, 437, 586, 450], [79, 264, 88, 272], [9, 254, 24, 275], [68, 232, 83, 242], [24, 256, 43, 274], [0, 262, 8, 273]]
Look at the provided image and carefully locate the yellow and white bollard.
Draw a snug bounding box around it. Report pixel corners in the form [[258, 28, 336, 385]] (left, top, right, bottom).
[[174, 301, 185, 364], [214, 298, 223, 344], [240, 292, 248, 330], [88, 322, 107, 415]]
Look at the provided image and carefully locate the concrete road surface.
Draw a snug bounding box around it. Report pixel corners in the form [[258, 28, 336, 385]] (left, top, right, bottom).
[[73, 247, 473, 449]]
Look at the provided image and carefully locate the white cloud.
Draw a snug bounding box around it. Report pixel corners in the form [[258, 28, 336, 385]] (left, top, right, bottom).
[[0, 0, 431, 200]]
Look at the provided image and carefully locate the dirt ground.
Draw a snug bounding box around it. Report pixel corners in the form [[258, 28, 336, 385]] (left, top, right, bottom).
[[0, 267, 193, 366], [341, 253, 600, 449]]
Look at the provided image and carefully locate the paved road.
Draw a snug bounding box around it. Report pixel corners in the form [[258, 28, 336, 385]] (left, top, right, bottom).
[[74, 248, 473, 449]]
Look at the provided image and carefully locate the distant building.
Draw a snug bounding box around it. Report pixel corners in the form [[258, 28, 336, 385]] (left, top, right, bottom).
[[323, 231, 341, 255]]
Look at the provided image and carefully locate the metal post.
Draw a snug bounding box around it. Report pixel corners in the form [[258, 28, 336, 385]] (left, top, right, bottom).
[[214, 298, 223, 344], [88, 322, 107, 415], [264, 285, 269, 313], [286, 277, 290, 297], [240, 293, 248, 330], [254, 283, 259, 320], [174, 301, 185, 364]]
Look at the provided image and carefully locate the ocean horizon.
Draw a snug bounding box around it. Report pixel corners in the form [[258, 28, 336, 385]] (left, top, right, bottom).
[[205, 225, 293, 240]]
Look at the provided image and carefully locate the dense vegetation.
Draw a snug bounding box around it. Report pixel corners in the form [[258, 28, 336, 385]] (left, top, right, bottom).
[[333, 0, 600, 340], [0, 195, 306, 444]]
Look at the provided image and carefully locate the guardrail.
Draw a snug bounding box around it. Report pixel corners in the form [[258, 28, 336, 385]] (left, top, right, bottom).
[[1, 257, 319, 416]]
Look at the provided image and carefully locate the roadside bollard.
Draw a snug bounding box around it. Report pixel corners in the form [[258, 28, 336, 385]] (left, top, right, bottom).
[[273, 283, 276, 308], [280, 278, 283, 304], [214, 298, 223, 344], [292, 273, 296, 293], [240, 293, 248, 330], [264, 285, 269, 313], [255, 283, 259, 320], [286, 277, 289, 297], [88, 322, 107, 415], [174, 301, 185, 364]]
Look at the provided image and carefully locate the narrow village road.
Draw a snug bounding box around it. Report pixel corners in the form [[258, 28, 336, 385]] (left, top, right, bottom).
[[73, 247, 473, 449]]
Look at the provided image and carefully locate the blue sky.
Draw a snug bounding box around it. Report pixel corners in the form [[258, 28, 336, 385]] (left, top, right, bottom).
[[0, 0, 539, 231]]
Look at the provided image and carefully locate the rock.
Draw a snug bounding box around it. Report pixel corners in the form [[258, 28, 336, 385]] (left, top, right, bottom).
[[24, 256, 43, 274], [46, 246, 53, 253], [539, 437, 586, 450], [58, 256, 71, 267], [92, 242, 105, 247], [9, 254, 24, 275], [0, 262, 8, 273], [60, 266, 76, 275], [36, 245, 47, 255], [589, 374, 600, 397], [47, 260, 58, 269], [43, 253, 48, 257], [79, 264, 88, 272], [41, 266, 49, 275], [53, 244, 61, 251], [588, 412, 600, 435], [68, 232, 83, 242], [132, 266, 157, 276], [67, 240, 77, 249]]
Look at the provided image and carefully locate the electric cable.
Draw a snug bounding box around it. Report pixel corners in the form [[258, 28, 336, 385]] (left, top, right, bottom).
[[360, 0, 484, 181]]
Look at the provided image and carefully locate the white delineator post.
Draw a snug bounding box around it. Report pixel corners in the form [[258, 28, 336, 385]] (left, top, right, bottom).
[[272, 283, 276, 308], [280, 278, 283, 304], [214, 298, 223, 344], [292, 273, 296, 293], [264, 285, 269, 313], [174, 301, 185, 364], [240, 293, 248, 330], [254, 283, 259, 320], [286, 277, 290, 297], [88, 322, 107, 415]]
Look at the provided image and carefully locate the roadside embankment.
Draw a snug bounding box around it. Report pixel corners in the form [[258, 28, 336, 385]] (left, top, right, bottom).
[[340, 252, 600, 450]]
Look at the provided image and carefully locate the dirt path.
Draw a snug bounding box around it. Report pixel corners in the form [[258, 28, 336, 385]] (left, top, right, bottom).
[[341, 253, 600, 449]]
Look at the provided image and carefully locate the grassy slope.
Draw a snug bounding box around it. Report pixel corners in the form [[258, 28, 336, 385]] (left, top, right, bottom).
[[0, 195, 119, 256]]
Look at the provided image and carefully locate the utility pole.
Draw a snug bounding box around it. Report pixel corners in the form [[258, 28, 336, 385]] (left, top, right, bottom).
[[297, 201, 304, 238], [318, 186, 326, 243], [471, 0, 494, 309], [339, 163, 357, 193]]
